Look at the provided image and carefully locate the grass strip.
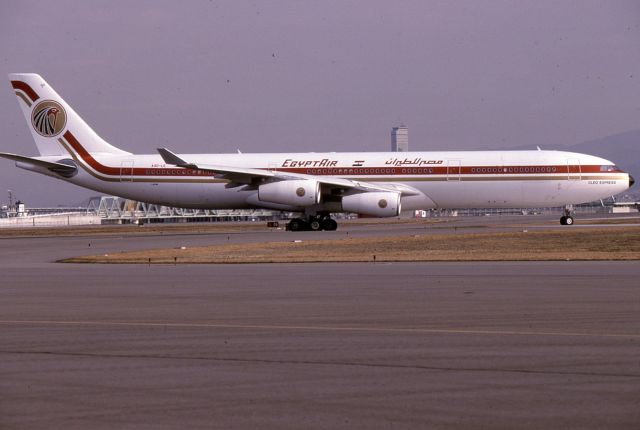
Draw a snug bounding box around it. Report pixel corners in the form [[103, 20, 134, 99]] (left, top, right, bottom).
[[61, 227, 640, 264]]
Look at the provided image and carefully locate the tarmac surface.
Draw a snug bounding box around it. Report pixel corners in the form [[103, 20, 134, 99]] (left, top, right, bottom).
[[1, 217, 640, 429]]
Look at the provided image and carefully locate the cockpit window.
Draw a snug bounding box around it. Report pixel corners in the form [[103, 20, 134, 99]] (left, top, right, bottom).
[[600, 165, 617, 172]]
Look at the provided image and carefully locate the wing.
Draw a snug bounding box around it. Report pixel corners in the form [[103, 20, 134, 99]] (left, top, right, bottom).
[[157, 148, 421, 196], [157, 148, 276, 180]]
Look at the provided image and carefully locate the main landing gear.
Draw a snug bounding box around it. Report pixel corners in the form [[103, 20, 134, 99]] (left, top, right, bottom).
[[287, 214, 338, 232], [560, 205, 574, 225]]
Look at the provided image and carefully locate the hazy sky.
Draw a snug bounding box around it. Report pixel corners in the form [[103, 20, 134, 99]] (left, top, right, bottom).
[[1, 0, 639, 206]]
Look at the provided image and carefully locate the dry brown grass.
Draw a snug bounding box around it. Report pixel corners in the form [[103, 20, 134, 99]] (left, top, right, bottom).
[[62, 227, 640, 264]]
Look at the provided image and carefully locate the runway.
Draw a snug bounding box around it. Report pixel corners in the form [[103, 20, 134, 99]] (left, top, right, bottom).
[[1, 221, 639, 429]]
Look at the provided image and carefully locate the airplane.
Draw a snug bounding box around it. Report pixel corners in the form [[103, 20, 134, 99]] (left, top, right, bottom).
[[1, 73, 634, 231]]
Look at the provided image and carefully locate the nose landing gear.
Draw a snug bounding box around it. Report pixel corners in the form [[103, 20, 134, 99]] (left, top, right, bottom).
[[560, 215, 574, 225], [560, 205, 574, 225]]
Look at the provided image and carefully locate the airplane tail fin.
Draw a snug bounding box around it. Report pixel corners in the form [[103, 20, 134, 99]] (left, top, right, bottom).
[[9, 73, 129, 156]]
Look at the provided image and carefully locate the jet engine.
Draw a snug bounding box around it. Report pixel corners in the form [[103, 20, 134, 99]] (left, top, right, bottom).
[[341, 192, 401, 217], [258, 179, 321, 207]]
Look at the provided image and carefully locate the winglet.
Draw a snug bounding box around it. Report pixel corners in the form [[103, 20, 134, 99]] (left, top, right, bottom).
[[157, 148, 196, 168]]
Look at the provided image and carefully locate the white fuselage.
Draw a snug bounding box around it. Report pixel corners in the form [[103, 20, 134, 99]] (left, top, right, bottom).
[[31, 145, 630, 213]]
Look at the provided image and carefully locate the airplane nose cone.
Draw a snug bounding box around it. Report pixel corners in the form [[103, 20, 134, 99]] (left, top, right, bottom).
[[630, 175, 635, 188]]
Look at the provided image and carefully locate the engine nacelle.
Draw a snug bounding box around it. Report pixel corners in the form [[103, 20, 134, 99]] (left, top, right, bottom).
[[341, 192, 401, 217], [258, 179, 321, 207]]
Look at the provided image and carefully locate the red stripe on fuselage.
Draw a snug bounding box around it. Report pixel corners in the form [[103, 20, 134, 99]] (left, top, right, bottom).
[[63, 131, 215, 177], [282, 165, 613, 176], [62, 131, 620, 179], [11, 81, 40, 102], [64, 131, 119, 175]]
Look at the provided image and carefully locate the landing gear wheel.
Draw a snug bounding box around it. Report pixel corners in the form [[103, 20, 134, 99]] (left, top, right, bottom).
[[321, 218, 338, 231], [309, 219, 322, 231], [560, 215, 574, 225], [560, 205, 574, 226], [288, 218, 307, 231]]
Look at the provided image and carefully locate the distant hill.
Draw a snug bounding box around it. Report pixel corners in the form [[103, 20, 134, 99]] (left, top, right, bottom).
[[569, 130, 640, 184], [507, 129, 640, 191]]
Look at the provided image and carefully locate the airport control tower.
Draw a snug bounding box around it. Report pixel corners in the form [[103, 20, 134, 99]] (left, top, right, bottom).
[[391, 125, 408, 152]]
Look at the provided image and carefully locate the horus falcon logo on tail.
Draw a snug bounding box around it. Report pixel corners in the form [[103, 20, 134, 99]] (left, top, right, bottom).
[[31, 100, 66, 137]]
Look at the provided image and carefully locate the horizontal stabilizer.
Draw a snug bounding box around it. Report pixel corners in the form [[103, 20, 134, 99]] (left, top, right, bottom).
[[0, 152, 77, 176]]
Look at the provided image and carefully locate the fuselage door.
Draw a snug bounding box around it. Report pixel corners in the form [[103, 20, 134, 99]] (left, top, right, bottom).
[[120, 160, 135, 182], [447, 159, 461, 181], [566, 158, 581, 181]]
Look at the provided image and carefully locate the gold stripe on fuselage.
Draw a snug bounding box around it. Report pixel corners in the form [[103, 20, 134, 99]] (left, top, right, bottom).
[[58, 137, 228, 184], [56, 138, 626, 185]]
